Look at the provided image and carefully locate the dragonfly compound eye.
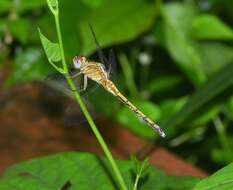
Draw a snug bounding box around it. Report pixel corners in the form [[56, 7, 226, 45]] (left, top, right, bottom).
[[73, 56, 85, 69]]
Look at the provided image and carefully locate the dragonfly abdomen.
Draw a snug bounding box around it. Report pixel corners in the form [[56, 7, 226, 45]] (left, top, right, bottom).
[[102, 80, 166, 138]]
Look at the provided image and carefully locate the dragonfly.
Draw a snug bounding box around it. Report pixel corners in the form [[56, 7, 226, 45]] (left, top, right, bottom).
[[71, 25, 166, 138]]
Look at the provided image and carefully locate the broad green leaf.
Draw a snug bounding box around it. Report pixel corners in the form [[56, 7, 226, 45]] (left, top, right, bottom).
[[38, 0, 158, 61], [6, 48, 53, 85], [192, 162, 233, 190], [198, 42, 233, 75], [192, 14, 233, 40], [38, 28, 61, 62], [0, 152, 199, 190], [148, 75, 183, 94], [79, 0, 158, 55], [116, 100, 161, 139], [162, 2, 206, 85], [163, 61, 233, 130]]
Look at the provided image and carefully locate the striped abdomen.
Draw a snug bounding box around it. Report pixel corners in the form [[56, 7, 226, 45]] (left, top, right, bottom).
[[101, 79, 166, 138]]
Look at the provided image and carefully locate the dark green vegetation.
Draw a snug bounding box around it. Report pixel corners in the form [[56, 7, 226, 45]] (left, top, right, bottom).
[[1, 0, 233, 189]]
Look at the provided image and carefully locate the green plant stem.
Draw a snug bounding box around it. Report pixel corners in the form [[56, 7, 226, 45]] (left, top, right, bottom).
[[66, 78, 127, 190], [54, 12, 68, 73], [52, 6, 127, 190], [133, 174, 140, 190]]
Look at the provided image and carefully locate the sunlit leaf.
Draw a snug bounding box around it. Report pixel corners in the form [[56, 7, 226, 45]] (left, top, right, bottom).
[[38, 28, 61, 62], [0, 152, 199, 190], [79, 0, 158, 55], [198, 42, 233, 76], [192, 14, 233, 40], [148, 75, 183, 94], [162, 2, 206, 85], [192, 162, 233, 190]]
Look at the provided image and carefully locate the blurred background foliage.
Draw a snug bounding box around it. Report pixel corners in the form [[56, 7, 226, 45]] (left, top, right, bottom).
[[1, 0, 233, 173]]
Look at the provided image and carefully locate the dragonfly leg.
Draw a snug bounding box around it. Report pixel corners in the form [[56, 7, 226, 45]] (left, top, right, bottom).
[[83, 75, 88, 91], [70, 71, 82, 78]]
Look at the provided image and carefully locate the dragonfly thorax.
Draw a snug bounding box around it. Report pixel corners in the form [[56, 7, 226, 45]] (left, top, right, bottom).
[[73, 56, 88, 69]]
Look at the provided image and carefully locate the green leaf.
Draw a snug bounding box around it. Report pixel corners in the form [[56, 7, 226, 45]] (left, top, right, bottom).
[[38, 28, 61, 62], [0, 152, 199, 190], [192, 14, 233, 40], [192, 162, 233, 190], [198, 42, 233, 75], [79, 0, 158, 55], [163, 61, 233, 130], [162, 2, 206, 85], [116, 100, 161, 139], [148, 75, 183, 94], [131, 156, 149, 176]]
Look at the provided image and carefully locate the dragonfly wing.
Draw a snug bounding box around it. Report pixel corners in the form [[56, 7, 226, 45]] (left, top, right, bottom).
[[42, 73, 100, 127], [43, 72, 95, 98], [89, 24, 111, 71], [64, 99, 98, 127], [107, 49, 118, 80], [43, 73, 74, 98]]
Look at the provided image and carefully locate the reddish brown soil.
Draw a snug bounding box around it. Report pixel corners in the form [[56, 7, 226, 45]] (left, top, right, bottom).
[[0, 83, 207, 178]]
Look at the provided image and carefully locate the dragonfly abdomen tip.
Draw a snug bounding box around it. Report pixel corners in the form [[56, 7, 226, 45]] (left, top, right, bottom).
[[160, 131, 166, 138]]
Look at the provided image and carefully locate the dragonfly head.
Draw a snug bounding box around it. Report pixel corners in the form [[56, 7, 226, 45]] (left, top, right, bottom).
[[73, 56, 87, 69]]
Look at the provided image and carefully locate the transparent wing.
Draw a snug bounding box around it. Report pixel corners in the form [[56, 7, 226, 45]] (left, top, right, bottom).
[[89, 24, 111, 72], [107, 48, 118, 80], [89, 24, 117, 80], [42, 72, 99, 126]]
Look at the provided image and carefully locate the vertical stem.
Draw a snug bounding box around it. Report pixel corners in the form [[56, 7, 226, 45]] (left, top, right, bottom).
[[66, 78, 127, 190], [52, 7, 127, 190], [54, 12, 68, 73], [133, 174, 140, 190]]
